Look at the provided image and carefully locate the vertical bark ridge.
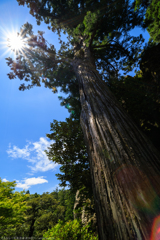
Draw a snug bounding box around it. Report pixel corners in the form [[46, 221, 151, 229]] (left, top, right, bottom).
[[91, 67, 160, 175], [92, 76, 157, 165], [72, 58, 160, 240]]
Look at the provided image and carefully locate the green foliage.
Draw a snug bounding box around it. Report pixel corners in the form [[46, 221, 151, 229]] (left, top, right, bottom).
[[135, 0, 160, 43], [6, 0, 146, 95], [145, 0, 160, 42], [50, 188, 75, 222], [19, 191, 66, 238], [0, 179, 96, 238], [42, 219, 98, 240], [45, 117, 96, 225], [45, 118, 92, 197], [134, 0, 150, 11], [0, 179, 29, 237], [63, 191, 75, 222]]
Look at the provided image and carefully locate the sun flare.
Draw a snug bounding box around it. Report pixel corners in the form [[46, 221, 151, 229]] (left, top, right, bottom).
[[7, 32, 25, 53], [0, 25, 31, 60]]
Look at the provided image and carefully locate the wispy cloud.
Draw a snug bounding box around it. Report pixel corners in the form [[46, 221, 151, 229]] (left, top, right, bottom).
[[7, 142, 31, 159], [7, 137, 58, 172], [2, 178, 9, 182], [16, 176, 48, 190]]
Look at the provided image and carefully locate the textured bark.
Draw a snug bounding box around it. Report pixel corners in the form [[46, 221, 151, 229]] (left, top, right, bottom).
[[71, 53, 160, 240]]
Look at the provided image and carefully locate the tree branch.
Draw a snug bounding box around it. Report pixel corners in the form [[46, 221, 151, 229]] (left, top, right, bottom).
[[32, 43, 72, 65], [93, 42, 132, 59]]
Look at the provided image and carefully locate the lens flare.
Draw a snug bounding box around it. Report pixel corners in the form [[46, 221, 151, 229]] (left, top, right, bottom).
[[0, 25, 29, 59], [150, 215, 160, 240], [114, 164, 159, 214], [7, 32, 25, 51]]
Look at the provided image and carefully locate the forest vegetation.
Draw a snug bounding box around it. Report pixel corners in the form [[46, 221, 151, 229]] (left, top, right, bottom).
[[0, 179, 97, 238]]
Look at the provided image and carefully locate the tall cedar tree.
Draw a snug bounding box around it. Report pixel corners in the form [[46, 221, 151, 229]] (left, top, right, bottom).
[[6, 0, 160, 239]]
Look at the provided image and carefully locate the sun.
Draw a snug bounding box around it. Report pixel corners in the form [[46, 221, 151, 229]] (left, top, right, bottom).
[[0, 25, 31, 60], [7, 32, 25, 53]]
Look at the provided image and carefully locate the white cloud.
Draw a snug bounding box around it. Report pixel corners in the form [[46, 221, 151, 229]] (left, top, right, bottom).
[[7, 137, 58, 172], [7, 143, 30, 159], [16, 176, 48, 190], [2, 178, 9, 182]]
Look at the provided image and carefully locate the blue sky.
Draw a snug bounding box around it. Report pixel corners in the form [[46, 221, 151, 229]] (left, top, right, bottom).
[[0, 0, 70, 194], [0, 0, 150, 194]]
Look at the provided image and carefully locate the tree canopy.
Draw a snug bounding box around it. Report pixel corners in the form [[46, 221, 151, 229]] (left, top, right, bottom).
[[0, 184, 77, 238], [45, 118, 92, 195], [6, 0, 146, 93], [0, 179, 29, 237], [135, 0, 160, 43], [21, 192, 66, 238], [42, 219, 98, 240]]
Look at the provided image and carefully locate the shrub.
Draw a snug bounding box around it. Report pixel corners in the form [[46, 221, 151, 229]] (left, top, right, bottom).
[[42, 219, 98, 240]]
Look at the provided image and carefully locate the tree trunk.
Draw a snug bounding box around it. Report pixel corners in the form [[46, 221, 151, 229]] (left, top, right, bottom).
[[71, 55, 160, 240], [29, 218, 35, 237]]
